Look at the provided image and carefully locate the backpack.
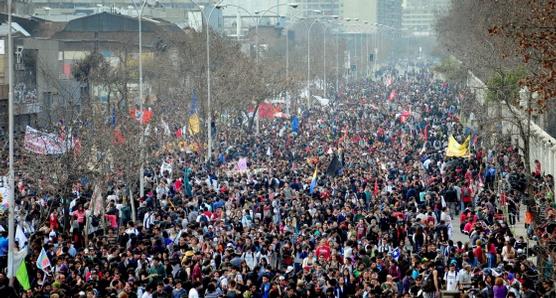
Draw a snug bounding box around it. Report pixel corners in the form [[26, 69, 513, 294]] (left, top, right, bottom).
[[423, 271, 436, 292]]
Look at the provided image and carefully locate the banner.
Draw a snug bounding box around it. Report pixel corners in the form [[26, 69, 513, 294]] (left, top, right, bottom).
[[236, 157, 248, 172], [446, 135, 470, 157], [24, 126, 74, 155]]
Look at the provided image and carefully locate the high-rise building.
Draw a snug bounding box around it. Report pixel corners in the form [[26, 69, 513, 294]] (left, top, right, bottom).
[[302, 0, 341, 17], [341, 0, 377, 25], [377, 0, 402, 30], [401, 0, 450, 36]]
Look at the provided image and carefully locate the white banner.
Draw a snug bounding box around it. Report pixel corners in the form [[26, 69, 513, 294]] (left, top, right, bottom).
[[23, 126, 72, 155]]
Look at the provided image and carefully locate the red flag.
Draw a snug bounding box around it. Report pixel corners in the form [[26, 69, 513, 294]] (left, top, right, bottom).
[[113, 128, 125, 145], [373, 179, 379, 197], [129, 108, 153, 124], [423, 124, 429, 143], [388, 90, 397, 102], [176, 128, 183, 139]]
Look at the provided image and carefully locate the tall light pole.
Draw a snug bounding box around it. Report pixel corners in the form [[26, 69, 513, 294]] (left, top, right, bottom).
[[306, 17, 319, 107], [191, 0, 224, 162], [219, 4, 255, 41], [363, 21, 369, 78], [335, 28, 339, 94], [6, 0, 15, 287], [322, 16, 339, 98], [131, 0, 151, 203], [254, 3, 299, 64]]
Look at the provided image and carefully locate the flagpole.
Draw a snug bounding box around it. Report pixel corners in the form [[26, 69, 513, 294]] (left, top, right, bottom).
[[7, 0, 16, 287]]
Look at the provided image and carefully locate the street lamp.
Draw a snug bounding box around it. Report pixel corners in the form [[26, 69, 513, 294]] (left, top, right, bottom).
[[190, 0, 225, 162], [322, 16, 339, 98], [130, 0, 156, 215], [254, 2, 299, 64], [6, 0, 15, 287], [218, 4, 255, 41], [306, 17, 319, 107]]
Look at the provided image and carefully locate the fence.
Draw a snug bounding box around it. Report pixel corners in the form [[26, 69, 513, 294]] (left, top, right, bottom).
[[466, 71, 556, 187]]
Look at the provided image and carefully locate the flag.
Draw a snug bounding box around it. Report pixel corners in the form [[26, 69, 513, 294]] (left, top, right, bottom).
[[326, 153, 341, 177], [237, 157, 248, 172], [446, 135, 470, 157], [160, 118, 171, 136], [36, 247, 51, 272], [258, 103, 280, 119], [15, 225, 27, 249], [110, 108, 116, 128], [291, 116, 299, 133], [309, 167, 318, 194], [183, 168, 192, 197], [12, 247, 30, 291], [129, 108, 153, 124], [390, 247, 401, 261], [113, 128, 125, 145], [385, 77, 393, 87], [373, 179, 379, 197], [388, 89, 397, 102], [423, 124, 429, 143], [188, 91, 200, 135], [160, 161, 173, 176]]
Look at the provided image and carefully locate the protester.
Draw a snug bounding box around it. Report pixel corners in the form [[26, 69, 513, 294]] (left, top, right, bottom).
[[1, 64, 554, 298]]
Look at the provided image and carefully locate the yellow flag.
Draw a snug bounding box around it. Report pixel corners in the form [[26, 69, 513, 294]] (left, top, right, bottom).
[[446, 135, 470, 157], [188, 114, 200, 135]]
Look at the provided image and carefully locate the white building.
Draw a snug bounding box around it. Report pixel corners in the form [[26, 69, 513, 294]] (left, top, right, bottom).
[[401, 0, 450, 36]]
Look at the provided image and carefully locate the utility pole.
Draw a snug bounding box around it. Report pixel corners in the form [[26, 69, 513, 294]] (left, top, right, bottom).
[[7, 0, 16, 287]]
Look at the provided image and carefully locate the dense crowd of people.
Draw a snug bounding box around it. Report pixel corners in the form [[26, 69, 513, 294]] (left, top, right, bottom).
[[1, 65, 555, 298]]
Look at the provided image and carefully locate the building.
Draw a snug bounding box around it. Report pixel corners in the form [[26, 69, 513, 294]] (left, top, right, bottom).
[[302, 0, 341, 17], [377, 0, 402, 31], [341, 0, 377, 25], [0, 12, 183, 132], [52, 12, 182, 104], [0, 14, 63, 132], [18, 1, 223, 31], [401, 0, 450, 36]]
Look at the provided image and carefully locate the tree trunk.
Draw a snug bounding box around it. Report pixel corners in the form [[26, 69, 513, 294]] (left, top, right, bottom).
[[247, 103, 260, 134]]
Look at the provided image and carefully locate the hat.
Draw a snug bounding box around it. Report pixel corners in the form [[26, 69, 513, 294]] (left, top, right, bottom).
[[286, 266, 294, 274], [508, 273, 515, 281], [279, 276, 285, 281], [78, 291, 86, 297], [421, 257, 429, 262], [450, 260, 457, 266]]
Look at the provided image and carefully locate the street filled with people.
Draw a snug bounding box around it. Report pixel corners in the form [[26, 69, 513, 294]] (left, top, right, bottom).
[[1, 65, 555, 298]]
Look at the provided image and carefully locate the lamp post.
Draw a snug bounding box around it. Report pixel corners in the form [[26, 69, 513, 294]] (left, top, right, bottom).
[[219, 4, 255, 41], [191, 0, 224, 162], [336, 28, 339, 94], [306, 17, 319, 107], [322, 16, 339, 98], [6, 0, 15, 287], [131, 0, 151, 201], [254, 3, 299, 64]]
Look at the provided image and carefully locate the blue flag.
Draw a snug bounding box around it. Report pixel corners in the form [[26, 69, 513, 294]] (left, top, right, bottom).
[[309, 167, 318, 194], [291, 116, 299, 133]]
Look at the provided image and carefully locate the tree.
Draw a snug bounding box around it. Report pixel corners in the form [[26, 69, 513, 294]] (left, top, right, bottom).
[[489, 0, 556, 111]]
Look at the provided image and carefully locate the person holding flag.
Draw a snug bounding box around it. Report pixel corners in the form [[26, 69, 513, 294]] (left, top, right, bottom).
[[188, 90, 201, 135], [36, 247, 51, 273], [309, 167, 318, 194]]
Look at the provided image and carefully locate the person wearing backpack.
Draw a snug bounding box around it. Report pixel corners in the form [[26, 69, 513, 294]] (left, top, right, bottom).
[[422, 262, 439, 298]]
